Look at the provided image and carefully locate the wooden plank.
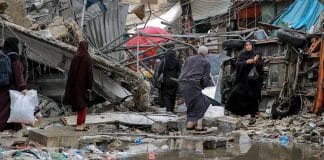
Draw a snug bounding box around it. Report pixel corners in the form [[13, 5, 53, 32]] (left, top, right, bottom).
[[313, 35, 324, 114]]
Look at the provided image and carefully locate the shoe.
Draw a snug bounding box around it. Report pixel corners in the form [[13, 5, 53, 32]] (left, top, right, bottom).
[[248, 118, 256, 125]]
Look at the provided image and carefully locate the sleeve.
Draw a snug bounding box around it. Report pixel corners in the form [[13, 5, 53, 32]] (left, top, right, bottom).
[[63, 57, 76, 105], [236, 52, 247, 67], [235, 52, 249, 84], [86, 57, 94, 90], [11, 59, 27, 91], [201, 62, 211, 88], [177, 61, 182, 77]]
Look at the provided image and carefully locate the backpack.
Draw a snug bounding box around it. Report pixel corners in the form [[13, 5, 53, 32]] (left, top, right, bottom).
[[0, 51, 19, 86]]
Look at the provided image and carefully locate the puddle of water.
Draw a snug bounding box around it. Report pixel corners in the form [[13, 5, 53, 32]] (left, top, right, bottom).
[[132, 140, 323, 160]]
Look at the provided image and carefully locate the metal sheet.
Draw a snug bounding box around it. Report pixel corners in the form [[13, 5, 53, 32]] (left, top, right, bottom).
[[0, 20, 132, 103], [191, 0, 232, 21], [83, 0, 129, 62]]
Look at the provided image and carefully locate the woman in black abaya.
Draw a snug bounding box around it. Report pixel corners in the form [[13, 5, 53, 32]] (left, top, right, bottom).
[[225, 41, 263, 125]]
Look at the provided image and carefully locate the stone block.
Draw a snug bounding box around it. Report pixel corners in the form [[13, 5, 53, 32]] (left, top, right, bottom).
[[204, 116, 241, 132], [28, 126, 90, 147]]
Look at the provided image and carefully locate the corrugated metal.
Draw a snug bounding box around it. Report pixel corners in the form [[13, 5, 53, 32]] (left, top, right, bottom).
[[83, 0, 129, 62], [191, 0, 232, 21]]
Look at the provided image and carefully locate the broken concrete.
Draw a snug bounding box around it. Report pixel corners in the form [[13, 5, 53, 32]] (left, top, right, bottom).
[[4, 0, 32, 28], [0, 19, 150, 107], [0, 0, 8, 14], [204, 116, 242, 133], [61, 112, 179, 126], [28, 126, 93, 147], [151, 122, 167, 134]]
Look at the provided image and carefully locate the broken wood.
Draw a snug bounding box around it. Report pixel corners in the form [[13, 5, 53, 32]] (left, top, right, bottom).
[[313, 34, 324, 114]]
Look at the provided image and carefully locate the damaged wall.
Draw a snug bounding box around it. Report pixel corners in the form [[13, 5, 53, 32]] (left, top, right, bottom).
[[4, 0, 32, 28]]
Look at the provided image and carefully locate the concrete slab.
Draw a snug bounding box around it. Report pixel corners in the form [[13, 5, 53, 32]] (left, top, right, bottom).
[[28, 126, 94, 147], [0, 137, 27, 148], [62, 112, 178, 126], [204, 116, 241, 132]]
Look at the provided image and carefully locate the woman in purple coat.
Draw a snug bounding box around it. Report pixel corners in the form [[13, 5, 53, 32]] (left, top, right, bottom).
[[0, 37, 27, 131]]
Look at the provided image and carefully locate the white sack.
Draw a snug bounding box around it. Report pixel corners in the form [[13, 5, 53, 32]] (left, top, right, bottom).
[[7, 90, 38, 124], [204, 105, 225, 118]]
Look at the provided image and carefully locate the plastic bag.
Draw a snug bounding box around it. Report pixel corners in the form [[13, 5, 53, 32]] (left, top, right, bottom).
[[7, 90, 38, 124], [248, 66, 259, 80]]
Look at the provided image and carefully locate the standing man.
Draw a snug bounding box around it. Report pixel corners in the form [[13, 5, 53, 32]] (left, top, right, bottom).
[[179, 46, 211, 131], [64, 41, 93, 131]]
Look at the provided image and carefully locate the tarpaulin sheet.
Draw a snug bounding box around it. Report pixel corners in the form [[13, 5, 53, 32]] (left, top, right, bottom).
[[273, 0, 324, 32]]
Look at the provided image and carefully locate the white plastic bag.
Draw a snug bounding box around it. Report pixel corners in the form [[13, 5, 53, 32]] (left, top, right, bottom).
[[204, 105, 225, 118], [7, 90, 38, 124]]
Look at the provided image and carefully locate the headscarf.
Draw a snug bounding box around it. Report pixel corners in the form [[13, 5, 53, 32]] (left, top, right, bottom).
[[3, 37, 19, 53], [76, 41, 89, 55], [240, 40, 256, 60], [164, 49, 179, 70]]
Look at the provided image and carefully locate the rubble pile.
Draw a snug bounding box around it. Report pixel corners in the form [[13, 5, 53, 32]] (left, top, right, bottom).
[[237, 113, 324, 145]]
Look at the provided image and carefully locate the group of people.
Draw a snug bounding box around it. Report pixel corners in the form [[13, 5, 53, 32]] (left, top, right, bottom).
[[0, 37, 262, 134], [0, 37, 93, 132], [155, 41, 263, 131], [154, 46, 213, 131]]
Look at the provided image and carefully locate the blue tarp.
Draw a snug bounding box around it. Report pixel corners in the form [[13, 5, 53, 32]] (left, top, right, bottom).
[[273, 0, 323, 31]]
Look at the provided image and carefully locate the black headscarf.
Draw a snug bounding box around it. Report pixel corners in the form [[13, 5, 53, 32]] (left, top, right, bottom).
[[239, 40, 256, 60], [3, 37, 19, 53], [2, 37, 19, 61], [164, 49, 179, 70]]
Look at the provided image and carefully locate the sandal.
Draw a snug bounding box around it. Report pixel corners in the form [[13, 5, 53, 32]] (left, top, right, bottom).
[[195, 128, 207, 132]]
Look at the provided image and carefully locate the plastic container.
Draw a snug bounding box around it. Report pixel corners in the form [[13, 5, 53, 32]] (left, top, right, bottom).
[[279, 135, 289, 147], [134, 138, 143, 144]]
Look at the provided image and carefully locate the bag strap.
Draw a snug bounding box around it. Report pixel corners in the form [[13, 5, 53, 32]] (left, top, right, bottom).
[[7, 52, 19, 57]]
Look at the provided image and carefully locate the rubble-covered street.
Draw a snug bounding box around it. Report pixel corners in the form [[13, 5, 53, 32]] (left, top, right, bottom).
[[0, 0, 323, 159]]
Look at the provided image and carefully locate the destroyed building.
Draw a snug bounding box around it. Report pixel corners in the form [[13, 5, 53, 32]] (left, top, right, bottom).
[[0, 0, 323, 159]]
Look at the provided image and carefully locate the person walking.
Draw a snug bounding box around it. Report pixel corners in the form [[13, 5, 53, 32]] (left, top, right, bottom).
[[0, 37, 27, 131], [179, 46, 211, 131], [64, 41, 93, 131], [154, 50, 181, 113], [225, 41, 263, 125]]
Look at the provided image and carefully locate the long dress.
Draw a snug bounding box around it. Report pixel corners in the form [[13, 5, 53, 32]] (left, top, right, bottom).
[[0, 53, 26, 131], [225, 50, 263, 116], [63, 43, 94, 112], [156, 50, 181, 112], [179, 55, 211, 122]]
